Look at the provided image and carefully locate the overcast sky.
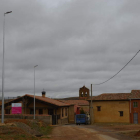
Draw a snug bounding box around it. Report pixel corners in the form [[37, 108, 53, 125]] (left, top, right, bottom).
[[0, 0, 140, 98]]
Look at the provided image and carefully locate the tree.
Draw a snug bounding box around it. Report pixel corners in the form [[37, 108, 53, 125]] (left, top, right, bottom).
[[80, 108, 86, 114]]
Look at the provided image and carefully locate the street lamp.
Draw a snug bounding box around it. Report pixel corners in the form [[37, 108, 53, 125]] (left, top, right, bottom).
[[34, 65, 38, 119], [2, 11, 12, 123]]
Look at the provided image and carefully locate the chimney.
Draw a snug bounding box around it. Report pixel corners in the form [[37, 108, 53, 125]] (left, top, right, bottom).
[[42, 90, 46, 98]]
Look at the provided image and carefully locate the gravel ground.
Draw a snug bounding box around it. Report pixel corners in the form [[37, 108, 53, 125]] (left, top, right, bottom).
[[41, 124, 140, 140]]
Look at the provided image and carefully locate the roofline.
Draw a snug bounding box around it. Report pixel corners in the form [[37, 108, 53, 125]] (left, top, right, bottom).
[[87, 99, 129, 101], [0, 94, 70, 107], [28, 95, 69, 107], [128, 98, 140, 100]]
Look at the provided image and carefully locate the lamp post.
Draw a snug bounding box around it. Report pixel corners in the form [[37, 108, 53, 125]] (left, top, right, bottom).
[[34, 65, 38, 119], [2, 11, 12, 123]]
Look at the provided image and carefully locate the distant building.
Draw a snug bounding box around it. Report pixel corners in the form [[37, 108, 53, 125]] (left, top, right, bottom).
[[0, 91, 69, 125], [57, 85, 90, 123], [129, 90, 140, 124], [59, 99, 89, 123], [79, 86, 90, 100], [87, 90, 140, 124]]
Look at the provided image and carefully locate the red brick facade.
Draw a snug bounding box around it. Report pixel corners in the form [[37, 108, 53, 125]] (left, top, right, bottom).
[[130, 99, 140, 123]]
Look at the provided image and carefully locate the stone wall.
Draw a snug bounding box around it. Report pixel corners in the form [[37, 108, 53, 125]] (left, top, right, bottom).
[[0, 115, 52, 125], [58, 118, 68, 125], [68, 105, 75, 123]]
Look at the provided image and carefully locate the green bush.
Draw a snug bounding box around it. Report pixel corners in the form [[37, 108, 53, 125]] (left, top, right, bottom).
[[80, 108, 86, 114]]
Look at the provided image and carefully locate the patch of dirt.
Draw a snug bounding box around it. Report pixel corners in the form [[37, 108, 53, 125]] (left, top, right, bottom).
[[0, 119, 52, 140], [15, 122, 42, 136], [0, 125, 35, 140], [94, 123, 140, 131], [92, 123, 140, 139], [4, 119, 41, 136], [134, 130, 140, 136]]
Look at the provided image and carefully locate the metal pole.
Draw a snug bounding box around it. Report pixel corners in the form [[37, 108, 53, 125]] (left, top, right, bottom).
[[34, 65, 38, 119], [130, 99, 131, 123], [2, 11, 12, 123], [2, 13, 5, 123]]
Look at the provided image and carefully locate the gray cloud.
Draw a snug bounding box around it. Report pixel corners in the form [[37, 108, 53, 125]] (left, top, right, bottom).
[[0, 0, 140, 98]]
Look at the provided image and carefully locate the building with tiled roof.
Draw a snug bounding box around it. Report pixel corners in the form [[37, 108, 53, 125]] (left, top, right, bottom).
[[87, 90, 140, 124], [59, 99, 89, 123], [3, 85, 140, 124], [53, 86, 90, 123], [128, 90, 140, 124], [0, 91, 70, 125], [87, 92, 131, 123]]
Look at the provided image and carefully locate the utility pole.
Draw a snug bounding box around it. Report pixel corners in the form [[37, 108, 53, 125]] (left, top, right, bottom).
[[34, 65, 38, 119], [90, 84, 94, 124]]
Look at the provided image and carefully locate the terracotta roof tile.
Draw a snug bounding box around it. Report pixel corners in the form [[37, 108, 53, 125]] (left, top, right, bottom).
[[26, 94, 69, 107], [58, 100, 89, 106], [129, 90, 140, 99], [87, 93, 130, 101]]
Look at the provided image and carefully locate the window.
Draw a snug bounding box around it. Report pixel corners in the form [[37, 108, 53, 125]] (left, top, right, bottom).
[[85, 92, 87, 97], [97, 106, 101, 111], [48, 109, 54, 115], [5, 109, 10, 114], [77, 115, 81, 118], [81, 115, 85, 118], [119, 111, 123, 116], [30, 109, 34, 114], [133, 102, 138, 108], [81, 92, 83, 97], [65, 108, 67, 116]]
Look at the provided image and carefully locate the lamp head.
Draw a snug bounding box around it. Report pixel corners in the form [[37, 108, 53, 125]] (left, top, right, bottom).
[[34, 65, 38, 68], [5, 11, 12, 15]]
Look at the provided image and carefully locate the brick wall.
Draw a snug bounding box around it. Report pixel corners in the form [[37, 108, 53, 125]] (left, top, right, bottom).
[[130, 99, 140, 123]]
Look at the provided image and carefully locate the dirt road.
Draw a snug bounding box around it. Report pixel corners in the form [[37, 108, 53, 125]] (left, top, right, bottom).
[[44, 124, 136, 140]]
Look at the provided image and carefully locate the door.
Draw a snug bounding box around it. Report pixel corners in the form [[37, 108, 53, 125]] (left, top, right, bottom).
[[52, 115, 57, 125], [133, 113, 138, 124]]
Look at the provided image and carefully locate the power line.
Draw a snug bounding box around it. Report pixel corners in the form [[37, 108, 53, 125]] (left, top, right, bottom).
[[92, 50, 140, 85]]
